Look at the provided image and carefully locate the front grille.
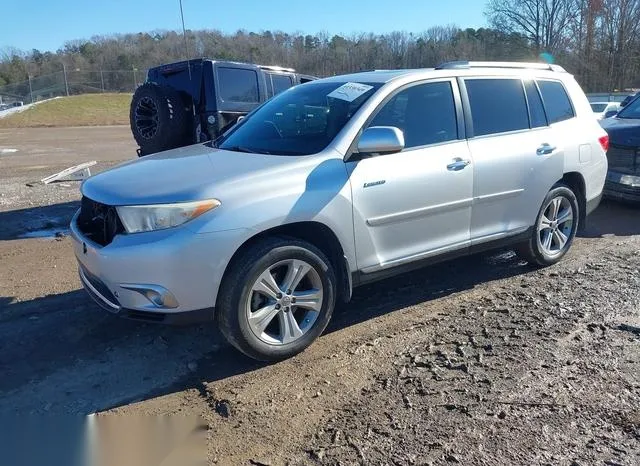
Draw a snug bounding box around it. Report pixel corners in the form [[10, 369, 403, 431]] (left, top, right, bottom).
[[77, 196, 124, 246], [607, 144, 640, 174]]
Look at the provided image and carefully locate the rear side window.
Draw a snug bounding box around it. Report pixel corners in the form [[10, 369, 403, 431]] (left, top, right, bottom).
[[368, 81, 458, 149], [466, 79, 529, 136], [537, 80, 574, 123], [524, 80, 548, 128], [271, 74, 293, 95], [218, 68, 260, 103]]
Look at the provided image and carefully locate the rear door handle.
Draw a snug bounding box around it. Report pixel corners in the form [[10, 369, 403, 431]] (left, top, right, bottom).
[[447, 157, 471, 171], [536, 143, 557, 155]]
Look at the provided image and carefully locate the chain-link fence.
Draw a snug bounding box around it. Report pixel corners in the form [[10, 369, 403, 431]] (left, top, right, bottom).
[[0, 68, 148, 105]]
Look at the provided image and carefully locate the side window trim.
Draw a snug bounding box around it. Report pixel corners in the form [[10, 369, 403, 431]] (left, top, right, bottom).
[[460, 76, 532, 139], [536, 79, 576, 124], [457, 76, 473, 138], [350, 77, 465, 157], [532, 80, 550, 125], [521, 79, 532, 129], [265, 74, 274, 99], [522, 79, 549, 129]]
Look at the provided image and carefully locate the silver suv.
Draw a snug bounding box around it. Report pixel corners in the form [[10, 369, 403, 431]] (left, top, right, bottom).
[[71, 61, 608, 361]]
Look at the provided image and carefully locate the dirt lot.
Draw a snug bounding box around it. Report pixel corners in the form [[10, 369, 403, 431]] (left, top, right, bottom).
[[1, 127, 639, 465]]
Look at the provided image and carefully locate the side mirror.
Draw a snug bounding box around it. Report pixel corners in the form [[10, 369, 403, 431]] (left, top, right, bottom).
[[604, 110, 618, 119], [356, 126, 405, 157]]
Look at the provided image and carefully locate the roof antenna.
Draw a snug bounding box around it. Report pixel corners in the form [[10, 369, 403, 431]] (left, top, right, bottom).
[[179, 0, 192, 80]]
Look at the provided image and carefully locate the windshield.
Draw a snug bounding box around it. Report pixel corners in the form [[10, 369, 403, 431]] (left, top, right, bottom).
[[618, 95, 640, 119], [590, 103, 607, 113], [217, 81, 382, 155]]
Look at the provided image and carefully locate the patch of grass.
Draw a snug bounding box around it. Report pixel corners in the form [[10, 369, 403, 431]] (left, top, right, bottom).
[[0, 93, 131, 128]]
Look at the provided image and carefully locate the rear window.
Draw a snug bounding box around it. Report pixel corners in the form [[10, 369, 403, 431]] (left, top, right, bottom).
[[218, 68, 260, 103], [466, 78, 529, 136], [271, 74, 293, 95], [617, 94, 640, 119], [537, 80, 575, 123]]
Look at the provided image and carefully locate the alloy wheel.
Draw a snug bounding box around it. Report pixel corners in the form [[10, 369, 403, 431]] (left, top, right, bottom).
[[537, 195, 574, 256], [246, 259, 323, 345]]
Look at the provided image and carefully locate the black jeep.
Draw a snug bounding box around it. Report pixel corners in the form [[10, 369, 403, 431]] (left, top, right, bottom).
[[130, 59, 316, 156]]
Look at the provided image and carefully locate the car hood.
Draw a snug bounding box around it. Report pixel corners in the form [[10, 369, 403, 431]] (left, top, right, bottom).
[[82, 143, 312, 205], [600, 117, 640, 147]]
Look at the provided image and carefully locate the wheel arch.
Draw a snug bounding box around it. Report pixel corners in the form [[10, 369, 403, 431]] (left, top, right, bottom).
[[559, 172, 586, 230], [217, 221, 352, 309]]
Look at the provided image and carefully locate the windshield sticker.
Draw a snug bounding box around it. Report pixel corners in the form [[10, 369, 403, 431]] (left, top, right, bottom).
[[327, 82, 374, 102]]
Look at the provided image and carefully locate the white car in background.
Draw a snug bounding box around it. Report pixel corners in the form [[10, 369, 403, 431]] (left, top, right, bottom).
[[590, 101, 620, 120]]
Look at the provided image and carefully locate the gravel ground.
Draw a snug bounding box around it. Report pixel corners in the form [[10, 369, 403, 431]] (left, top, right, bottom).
[[0, 127, 639, 465]]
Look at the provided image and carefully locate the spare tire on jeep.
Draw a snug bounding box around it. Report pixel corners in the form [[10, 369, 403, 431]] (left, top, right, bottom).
[[130, 82, 188, 156]]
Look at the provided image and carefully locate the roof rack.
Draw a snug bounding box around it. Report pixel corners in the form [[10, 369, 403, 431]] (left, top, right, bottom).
[[436, 61, 566, 72]]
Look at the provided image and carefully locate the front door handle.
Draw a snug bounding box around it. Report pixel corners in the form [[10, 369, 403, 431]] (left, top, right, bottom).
[[447, 157, 471, 171], [537, 143, 557, 155]]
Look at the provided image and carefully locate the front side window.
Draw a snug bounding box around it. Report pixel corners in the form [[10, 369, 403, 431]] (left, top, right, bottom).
[[218, 81, 381, 155], [218, 68, 260, 103], [466, 78, 529, 137], [537, 80, 575, 124], [368, 81, 458, 148]]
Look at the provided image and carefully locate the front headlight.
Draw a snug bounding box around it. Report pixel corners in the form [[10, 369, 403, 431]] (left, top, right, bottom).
[[116, 199, 221, 233]]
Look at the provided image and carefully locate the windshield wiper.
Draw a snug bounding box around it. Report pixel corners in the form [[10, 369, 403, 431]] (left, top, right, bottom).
[[222, 145, 271, 155]]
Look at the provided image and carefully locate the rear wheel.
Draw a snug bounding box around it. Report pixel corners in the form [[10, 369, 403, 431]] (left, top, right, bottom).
[[217, 237, 336, 361], [517, 183, 579, 266], [130, 83, 188, 156]]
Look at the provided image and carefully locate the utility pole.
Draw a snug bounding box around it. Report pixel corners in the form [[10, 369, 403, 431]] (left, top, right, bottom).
[[132, 67, 138, 90], [28, 75, 34, 103], [100, 69, 105, 93], [62, 63, 70, 96]]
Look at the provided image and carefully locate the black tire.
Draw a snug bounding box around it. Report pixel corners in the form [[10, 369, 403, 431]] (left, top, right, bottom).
[[516, 183, 579, 266], [217, 237, 337, 361], [130, 82, 188, 156]]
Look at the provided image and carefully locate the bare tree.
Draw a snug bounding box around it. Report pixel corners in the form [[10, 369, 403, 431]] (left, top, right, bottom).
[[4, 5, 640, 96], [600, 0, 640, 90], [486, 0, 580, 53]]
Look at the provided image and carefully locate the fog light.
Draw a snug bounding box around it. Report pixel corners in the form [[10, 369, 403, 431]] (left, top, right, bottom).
[[119, 284, 179, 309], [145, 290, 164, 306]]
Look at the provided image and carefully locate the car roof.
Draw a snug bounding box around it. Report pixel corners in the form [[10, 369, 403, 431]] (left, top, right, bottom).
[[321, 69, 433, 83], [318, 63, 567, 85]]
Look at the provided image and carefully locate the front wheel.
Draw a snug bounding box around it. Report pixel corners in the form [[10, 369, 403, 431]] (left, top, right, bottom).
[[217, 237, 336, 361], [517, 184, 579, 266]]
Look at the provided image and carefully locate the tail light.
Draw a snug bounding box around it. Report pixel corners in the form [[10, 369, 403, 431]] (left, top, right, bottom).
[[599, 135, 610, 152]]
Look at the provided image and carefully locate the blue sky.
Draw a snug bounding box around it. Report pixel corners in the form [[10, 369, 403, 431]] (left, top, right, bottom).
[[2, 0, 487, 52]]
